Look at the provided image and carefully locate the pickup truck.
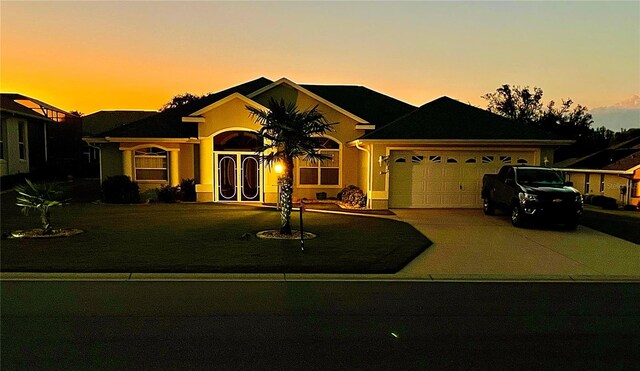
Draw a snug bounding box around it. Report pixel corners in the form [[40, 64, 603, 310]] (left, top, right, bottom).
[[481, 165, 583, 228]]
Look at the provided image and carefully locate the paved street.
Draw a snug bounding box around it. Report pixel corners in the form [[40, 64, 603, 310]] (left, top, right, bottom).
[[394, 209, 640, 277], [2, 280, 639, 370]]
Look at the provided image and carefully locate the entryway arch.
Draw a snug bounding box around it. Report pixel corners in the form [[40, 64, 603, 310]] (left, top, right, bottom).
[[212, 129, 263, 202]]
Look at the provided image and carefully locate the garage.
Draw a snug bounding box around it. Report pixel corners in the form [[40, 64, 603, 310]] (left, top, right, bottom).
[[389, 149, 536, 208]]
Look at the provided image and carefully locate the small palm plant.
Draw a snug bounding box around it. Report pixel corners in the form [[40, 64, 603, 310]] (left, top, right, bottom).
[[15, 179, 68, 234]]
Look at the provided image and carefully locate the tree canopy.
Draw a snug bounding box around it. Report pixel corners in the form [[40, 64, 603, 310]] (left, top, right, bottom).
[[159, 93, 202, 111], [482, 84, 624, 161]]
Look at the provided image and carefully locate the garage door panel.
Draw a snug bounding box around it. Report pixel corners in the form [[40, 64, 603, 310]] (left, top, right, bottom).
[[389, 150, 537, 208]]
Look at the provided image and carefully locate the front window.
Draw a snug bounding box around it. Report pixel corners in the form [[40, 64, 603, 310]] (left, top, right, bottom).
[[134, 147, 168, 181], [298, 138, 340, 186], [18, 121, 26, 160], [584, 174, 590, 194]]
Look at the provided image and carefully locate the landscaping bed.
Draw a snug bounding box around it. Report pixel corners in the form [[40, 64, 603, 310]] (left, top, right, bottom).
[[1, 187, 430, 273]]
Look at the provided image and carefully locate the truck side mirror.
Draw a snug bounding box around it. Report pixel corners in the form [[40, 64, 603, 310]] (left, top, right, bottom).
[[505, 178, 515, 186], [564, 181, 574, 187]]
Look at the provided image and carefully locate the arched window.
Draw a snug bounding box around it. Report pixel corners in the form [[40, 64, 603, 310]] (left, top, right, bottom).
[[134, 147, 168, 181], [214, 131, 261, 151], [298, 138, 340, 186]]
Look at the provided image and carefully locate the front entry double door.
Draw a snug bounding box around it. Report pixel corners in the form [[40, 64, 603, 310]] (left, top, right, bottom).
[[216, 153, 261, 202]]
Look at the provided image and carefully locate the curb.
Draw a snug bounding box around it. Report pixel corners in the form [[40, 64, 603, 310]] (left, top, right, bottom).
[[1, 272, 639, 282]]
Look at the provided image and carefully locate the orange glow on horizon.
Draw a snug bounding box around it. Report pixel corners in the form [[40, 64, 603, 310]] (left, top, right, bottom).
[[1, 1, 637, 114]]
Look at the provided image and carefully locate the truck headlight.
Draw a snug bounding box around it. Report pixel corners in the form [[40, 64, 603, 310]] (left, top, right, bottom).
[[575, 195, 583, 204], [519, 192, 538, 203]]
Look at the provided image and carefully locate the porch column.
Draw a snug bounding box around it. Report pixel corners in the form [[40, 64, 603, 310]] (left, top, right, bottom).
[[199, 137, 213, 185], [122, 150, 133, 179], [170, 150, 180, 186]]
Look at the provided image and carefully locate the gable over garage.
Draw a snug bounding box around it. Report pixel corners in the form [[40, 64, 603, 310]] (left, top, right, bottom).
[[354, 97, 573, 209]]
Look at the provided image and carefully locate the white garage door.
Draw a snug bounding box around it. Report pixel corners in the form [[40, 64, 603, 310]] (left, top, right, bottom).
[[389, 150, 536, 208]]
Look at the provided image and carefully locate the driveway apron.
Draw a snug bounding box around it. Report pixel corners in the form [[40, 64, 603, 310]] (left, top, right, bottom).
[[393, 209, 640, 277]]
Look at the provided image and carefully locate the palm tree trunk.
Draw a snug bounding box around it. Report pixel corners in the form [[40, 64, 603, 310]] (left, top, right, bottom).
[[280, 157, 295, 235], [280, 178, 292, 235], [41, 208, 53, 234]]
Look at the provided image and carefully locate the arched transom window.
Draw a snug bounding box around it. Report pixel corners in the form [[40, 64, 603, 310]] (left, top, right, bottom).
[[134, 147, 168, 181], [298, 138, 340, 186]]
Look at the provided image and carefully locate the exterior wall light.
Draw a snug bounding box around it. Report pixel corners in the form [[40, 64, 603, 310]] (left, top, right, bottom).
[[274, 163, 284, 174]]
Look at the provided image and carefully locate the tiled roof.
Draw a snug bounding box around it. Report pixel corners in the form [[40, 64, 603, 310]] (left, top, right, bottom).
[[301, 85, 416, 127], [97, 77, 273, 138], [361, 96, 563, 141], [560, 133, 640, 171], [82, 110, 158, 136]]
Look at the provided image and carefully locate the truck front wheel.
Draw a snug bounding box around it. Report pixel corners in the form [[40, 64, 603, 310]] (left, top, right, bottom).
[[483, 197, 495, 215], [511, 205, 526, 227]]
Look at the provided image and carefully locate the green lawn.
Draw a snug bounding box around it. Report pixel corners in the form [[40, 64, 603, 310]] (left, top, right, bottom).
[[0, 183, 431, 273], [581, 205, 640, 245]]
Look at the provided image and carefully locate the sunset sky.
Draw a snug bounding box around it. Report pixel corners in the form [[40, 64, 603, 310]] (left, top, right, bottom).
[[1, 1, 638, 115]]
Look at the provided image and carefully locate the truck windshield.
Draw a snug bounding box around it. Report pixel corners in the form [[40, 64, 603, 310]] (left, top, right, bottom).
[[516, 169, 564, 186]]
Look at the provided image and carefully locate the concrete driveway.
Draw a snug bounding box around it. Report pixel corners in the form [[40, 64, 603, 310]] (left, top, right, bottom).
[[393, 209, 640, 279]]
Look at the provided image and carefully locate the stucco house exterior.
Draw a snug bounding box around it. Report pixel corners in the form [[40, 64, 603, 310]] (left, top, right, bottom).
[[556, 132, 640, 206], [84, 77, 571, 209], [1, 94, 82, 177]]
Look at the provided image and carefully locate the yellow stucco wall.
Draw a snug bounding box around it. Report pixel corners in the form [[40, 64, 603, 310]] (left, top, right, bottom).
[[195, 86, 366, 203], [565, 171, 635, 205], [0, 117, 30, 176]]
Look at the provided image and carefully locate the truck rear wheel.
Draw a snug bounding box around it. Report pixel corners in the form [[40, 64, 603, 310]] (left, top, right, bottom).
[[483, 197, 495, 215], [511, 205, 525, 227]]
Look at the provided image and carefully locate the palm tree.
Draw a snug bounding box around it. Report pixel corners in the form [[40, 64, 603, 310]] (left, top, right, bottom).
[[15, 179, 68, 234], [247, 98, 335, 235]]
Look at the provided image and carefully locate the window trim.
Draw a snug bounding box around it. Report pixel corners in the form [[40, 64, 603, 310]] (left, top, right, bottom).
[[133, 147, 169, 183], [18, 121, 27, 161], [0, 119, 4, 161], [296, 137, 342, 188]]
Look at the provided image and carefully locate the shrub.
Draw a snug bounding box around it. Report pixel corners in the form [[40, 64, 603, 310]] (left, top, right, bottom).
[[583, 194, 593, 205], [101, 176, 140, 204], [338, 185, 367, 208], [179, 178, 196, 202], [591, 195, 618, 210], [157, 184, 180, 203], [623, 204, 637, 212]]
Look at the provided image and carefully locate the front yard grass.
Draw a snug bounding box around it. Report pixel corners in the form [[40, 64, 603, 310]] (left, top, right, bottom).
[[581, 205, 640, 245], [1, 187, 431, 273]]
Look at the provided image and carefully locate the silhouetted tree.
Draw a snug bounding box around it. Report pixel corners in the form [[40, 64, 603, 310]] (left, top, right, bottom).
[[482, 85, 544, 125], [160, 93, 202, 111], [481, 84, 623, 161]]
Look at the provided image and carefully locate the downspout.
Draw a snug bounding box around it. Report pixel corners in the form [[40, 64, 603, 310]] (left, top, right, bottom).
[[354, 140, 372, 208]]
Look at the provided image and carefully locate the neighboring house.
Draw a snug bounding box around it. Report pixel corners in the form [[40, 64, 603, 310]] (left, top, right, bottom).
[[82, 110, 157, 176], [0, 93, 80, 177], [84, 77, 571, 209], [556, 132, 640, 206]]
